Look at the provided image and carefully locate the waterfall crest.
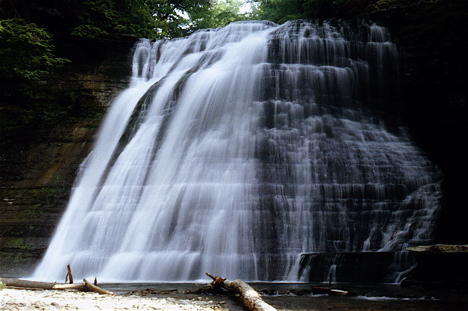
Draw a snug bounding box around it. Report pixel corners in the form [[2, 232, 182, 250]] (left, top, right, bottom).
[[33, 20, 441, 282]]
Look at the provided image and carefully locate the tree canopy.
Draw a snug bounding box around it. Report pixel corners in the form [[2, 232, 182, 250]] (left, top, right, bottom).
[[255, 0, 378, 23], [0, 18, 70, 145], [0, 0, 251, 39]]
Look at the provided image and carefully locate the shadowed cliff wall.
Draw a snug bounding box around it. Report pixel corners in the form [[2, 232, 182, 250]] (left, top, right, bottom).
[[0, 35, 137, 277]]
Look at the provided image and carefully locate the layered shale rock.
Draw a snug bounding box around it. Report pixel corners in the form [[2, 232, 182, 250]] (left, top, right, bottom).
[[0, 35, 137, 277]]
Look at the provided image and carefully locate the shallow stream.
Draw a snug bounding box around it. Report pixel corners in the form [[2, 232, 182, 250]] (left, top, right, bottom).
[[100, 282, 468, 310]]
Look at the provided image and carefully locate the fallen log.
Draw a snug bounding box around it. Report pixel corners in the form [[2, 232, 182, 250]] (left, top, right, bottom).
[[83, 278, 114, 295], [206, 273, 276, 311], [0, 277, 113, 295], [0, 278, 82, 290]]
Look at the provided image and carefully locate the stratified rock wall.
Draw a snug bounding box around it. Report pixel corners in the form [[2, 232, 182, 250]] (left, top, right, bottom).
[[403, 245, 468, 287], [0, 35, 137, 277]]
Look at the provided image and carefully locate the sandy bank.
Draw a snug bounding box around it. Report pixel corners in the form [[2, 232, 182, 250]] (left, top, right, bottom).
[[0, 288, 226, 310]]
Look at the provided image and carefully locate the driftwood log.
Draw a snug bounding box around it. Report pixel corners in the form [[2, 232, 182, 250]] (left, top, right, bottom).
[[0, 277, 113, 295], [83, 278, 114, 295], [206, 273, 277, 311]]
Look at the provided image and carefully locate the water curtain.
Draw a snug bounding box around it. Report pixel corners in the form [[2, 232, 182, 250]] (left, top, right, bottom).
[[33, 20, 441, 282]]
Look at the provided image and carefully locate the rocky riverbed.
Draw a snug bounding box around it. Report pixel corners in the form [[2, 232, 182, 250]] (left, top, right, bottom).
[[1, 283, 468, 311]]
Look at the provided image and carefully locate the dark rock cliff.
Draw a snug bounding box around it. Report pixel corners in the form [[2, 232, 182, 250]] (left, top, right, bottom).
[[0, 35, 137, 277], [369, 1, 468, 244]]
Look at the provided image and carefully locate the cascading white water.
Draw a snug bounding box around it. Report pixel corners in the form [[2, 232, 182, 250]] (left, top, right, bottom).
[[33, 20, 441, 282]]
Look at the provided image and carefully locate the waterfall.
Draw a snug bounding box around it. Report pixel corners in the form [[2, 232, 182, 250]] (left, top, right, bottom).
[[33, 20, 441, 283]]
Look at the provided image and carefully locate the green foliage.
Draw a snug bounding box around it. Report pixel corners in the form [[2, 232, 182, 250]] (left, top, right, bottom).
[[1, 0, 253, 39], [1, 0, 260, 40], [256, 0, 371, 22], [69, 0, 163, 38], [147, 0, 213, 38], [84, 0, 238, 38], [147, 0, 253, 38], [192, 0, 250, 30], [256, 0, 467, 24], [0, 18, 68, 82], [0, 18, 70, 147], [257, 0, 306, 23]]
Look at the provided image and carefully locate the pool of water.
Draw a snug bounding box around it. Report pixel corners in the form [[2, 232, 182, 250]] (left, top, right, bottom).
[[98, 282, 468, 311]]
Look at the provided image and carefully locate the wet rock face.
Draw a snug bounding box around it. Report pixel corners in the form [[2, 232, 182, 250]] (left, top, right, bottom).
[[404, 244, 468, 287], [407, 245, 468, 254], [0, 122, 96, 277], [0, 35, 137, 278]]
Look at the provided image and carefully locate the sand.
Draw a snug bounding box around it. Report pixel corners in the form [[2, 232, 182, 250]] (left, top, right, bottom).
[[0, 288, 227, 311]]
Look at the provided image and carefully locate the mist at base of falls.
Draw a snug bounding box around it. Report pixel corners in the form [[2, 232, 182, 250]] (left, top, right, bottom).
[[32, 20, 442, 283]]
